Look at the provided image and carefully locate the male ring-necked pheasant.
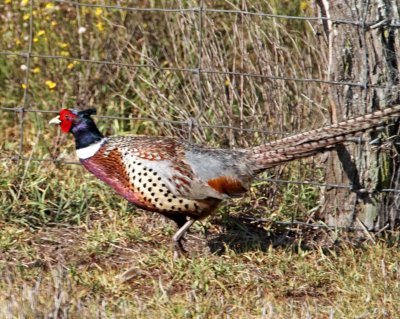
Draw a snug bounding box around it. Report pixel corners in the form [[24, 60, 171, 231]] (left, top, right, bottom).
[[49, 106, 400, 251]]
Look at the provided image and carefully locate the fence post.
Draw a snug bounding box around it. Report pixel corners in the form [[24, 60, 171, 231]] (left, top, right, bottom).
[[318, 0, 400, 229]]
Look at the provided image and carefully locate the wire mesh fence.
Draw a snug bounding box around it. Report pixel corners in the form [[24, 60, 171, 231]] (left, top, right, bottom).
[[1, 0, 400, 229]]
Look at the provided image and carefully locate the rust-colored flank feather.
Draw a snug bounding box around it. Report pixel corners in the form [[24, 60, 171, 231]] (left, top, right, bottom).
[[207, 176, 247, 197]]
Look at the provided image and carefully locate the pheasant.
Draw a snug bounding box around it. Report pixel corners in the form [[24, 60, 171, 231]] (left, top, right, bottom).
[[49, 106, 400, 251]]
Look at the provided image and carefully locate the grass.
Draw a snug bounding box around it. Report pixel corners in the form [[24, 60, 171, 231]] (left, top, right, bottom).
[[1, 160, 400, 318], [1, 0, 399, 318], [1, 219, 400, 318]]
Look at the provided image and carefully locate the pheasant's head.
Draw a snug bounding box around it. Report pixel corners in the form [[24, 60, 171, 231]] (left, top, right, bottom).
[[49, 108, 103, 149], [49, 108, 97, 133]]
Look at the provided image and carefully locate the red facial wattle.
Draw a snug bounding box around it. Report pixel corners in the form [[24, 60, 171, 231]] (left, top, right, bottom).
[[59, 109, 76, 133]]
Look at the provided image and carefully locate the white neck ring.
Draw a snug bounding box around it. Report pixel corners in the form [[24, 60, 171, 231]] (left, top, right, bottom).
[[76, 138, 106, 159]]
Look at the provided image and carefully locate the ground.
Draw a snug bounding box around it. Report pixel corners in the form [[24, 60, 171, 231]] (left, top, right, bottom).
[[1, 174, 400, 318]]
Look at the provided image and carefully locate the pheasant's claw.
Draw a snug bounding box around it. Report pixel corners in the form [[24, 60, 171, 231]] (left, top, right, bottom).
[[173, 238, 187, 259]]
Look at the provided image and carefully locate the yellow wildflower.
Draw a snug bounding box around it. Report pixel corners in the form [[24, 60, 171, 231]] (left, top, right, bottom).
[[21, 0, 29, 6], [60, 51, 70, 57], [5, 0, 12, 4], [51, 21, 57, 27], [33, 37, 39, 43], [67, 61, 80, 69], [58, 42, 69, 49], [300, 0, 309, 11], [21, 84, 27, 89], [95, 8, 103, 16], [45, 2, 55, 9], [95, 22, 104, 31], [15, 39, 22, 45], [225, 79, 230, 86], [32, 67, 41, 73], [45, 80, 57, 89], [23, 13, 30, 21], [37, 30, 45, 37]]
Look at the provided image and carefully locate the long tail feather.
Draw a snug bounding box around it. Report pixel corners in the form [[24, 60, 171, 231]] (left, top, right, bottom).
[[249, 104, 400, 170]]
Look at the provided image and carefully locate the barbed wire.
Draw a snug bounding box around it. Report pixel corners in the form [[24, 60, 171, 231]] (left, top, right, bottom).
[[44, 0, 400, 28], [2, 155, 400, 194], [1, 51, 397, 89], [1, 0, 400, 223]]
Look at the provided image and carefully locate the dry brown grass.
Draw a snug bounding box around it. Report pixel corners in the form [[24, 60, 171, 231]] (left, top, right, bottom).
[[1, 160, 400, 318]]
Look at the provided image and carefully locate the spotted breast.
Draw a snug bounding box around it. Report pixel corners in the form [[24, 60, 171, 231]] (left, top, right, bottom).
[[79, 136, 224, 221]]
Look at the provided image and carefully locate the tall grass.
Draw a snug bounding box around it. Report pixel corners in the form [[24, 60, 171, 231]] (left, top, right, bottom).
[[1, 0, 328, 218]]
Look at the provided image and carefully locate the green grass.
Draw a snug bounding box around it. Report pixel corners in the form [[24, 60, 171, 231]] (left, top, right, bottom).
[[1, 160, 400, 318], [1, 222, 400, 318]]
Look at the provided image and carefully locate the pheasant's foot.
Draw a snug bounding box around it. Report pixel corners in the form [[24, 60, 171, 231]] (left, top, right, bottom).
[[172, 219, 195, 259], [172, 238, 187, 260]]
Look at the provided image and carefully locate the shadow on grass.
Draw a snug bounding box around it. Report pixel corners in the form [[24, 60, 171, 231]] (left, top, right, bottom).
[[205, 214, 336, 255]]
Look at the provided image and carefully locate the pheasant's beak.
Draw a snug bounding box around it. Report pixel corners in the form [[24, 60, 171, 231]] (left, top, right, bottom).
[[49, 115, 61, 125]]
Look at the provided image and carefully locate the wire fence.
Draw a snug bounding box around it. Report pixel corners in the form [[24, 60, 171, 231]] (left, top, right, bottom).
[[1, 0, 400, 230]]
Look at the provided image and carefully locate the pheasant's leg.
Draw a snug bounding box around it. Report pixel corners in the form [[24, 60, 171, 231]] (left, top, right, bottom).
[[172, 219, 195, 255]]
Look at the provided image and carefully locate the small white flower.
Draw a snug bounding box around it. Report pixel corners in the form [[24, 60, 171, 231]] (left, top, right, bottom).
[[23, 35, 29, 41], [20, 64, 28, 71], [78, 27, 87, 34]]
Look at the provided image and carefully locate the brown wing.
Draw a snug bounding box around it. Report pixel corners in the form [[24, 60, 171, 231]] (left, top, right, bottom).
[[104, 136, 253, 200]]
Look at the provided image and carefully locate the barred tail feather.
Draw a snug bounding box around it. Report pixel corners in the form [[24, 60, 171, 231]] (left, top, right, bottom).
[[249, 104, 400, 170]]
